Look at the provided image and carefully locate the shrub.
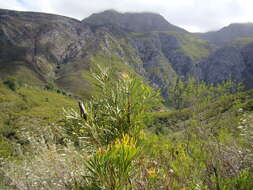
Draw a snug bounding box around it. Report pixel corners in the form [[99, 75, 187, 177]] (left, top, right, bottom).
[[64, 65, 161, 147], [3, 77, 20, 91], [168, 77, 243, 109], [0, 136, 13, 158], [85, 134, 139, 190], [2, 146, 86, 190], [220, 169, 253, 190], [45, 82, 56, 91], [63, 65, 161, 189]]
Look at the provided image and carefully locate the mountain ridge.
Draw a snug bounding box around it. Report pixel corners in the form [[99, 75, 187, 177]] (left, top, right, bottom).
[[83, 10, 188, 33], [197, 22, 253, 46], [1, 8, 253, 98]]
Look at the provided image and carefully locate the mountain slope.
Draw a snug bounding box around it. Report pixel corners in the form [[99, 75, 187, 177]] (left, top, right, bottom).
[[0, 9, 94, 93], [195, 41, 253, 89], [0, 9, 146, 97], [1, 9, 253, 98], [197, 23, 253, 46], [83, 10, 187, 33], [0, 9, 214, 98]]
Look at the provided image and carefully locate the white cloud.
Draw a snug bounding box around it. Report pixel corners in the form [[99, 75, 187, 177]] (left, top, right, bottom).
[[0, 0, 252, 32], [0, 0, 26, 11]]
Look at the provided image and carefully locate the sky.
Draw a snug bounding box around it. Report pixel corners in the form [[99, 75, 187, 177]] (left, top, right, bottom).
[[0, 0, 252, 32]]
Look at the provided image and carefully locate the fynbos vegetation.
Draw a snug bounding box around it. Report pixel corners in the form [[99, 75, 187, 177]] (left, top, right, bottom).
[[1, 5, 253, 190], [0, 64, 252, 190]]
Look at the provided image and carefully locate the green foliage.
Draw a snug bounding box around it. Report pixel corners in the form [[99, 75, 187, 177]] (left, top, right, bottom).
[[45, 82, 67, 96], [90, 53, 138, 77], [220, 169, 253, 190], [168, 77, 243, 109], [0, 60, 252, 189], [145, 79, 253, 189], [3, 77, 21, 91], [230, 37, 253, 48], [85, 134, 139, 190], [63, 65, 161, 189], [62, 66, 253, 189], [64, 65, 161, 147], [0, 136, 13, 158], [0, 64, 44, 87], [141, 112, 252, 189], [0, 83, 76, 156], [44, 82, 56, 91], [160, 31, 211, 61]]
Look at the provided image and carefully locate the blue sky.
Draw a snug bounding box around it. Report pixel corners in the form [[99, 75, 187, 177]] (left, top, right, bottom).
[[17, 0, 25, 5], [0, 0, 252, 32]]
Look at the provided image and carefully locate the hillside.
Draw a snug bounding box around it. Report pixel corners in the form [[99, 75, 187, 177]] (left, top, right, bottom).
[[0, 82, 76, 157], [1, 5, 253, 190], [0, 66, 252, 189], [83, 10, 187, 33], [0, 9, 214, 98], [2, 9, 253, 97], [197, 23, 253, 46]]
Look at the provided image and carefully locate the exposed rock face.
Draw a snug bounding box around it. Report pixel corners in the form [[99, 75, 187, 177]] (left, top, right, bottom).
[[1, 9, 253, 98], [126, 32, 177, 95], [0, 9, 95, 76], [197, 46, 245, 83], [241, 43, 253, 89], [0, 9, 101, 95], [158, 33, 193, 76]]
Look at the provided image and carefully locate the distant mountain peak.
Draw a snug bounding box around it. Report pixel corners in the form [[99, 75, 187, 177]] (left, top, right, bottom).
[[227, 22, 253, 27], [83, 10, 188, 33], [198, 22, 253, 46], [100, 9, 120, 14]]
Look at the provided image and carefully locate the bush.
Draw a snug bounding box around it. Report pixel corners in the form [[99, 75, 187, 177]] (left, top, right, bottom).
[[85, 134, 139, 190], [3, 77, 20, 91], [169, 77, 243, 109], [2, 146, 86, 190], [64, 65, 161, 147], [0, 136, 13, 158], [45, 82, 68, 96], [63, 65, 161, 189], [221, 169, 253, 190]]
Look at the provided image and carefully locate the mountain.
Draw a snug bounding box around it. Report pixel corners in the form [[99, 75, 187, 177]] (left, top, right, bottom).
[[0, 9, 253, 98], [83, 10, 187, 33], [191, 23, 253, 88], [0, 9, 96, 96], [197, 23, 253, 46], [196, 46, 245, 83], [0, 9, 212, 98], [194, 23, 253, 88]]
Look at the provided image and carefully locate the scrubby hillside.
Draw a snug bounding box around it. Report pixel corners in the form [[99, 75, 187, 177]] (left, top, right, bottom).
[[0, 82, 76, 155], [0, 67, 252, 189]]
